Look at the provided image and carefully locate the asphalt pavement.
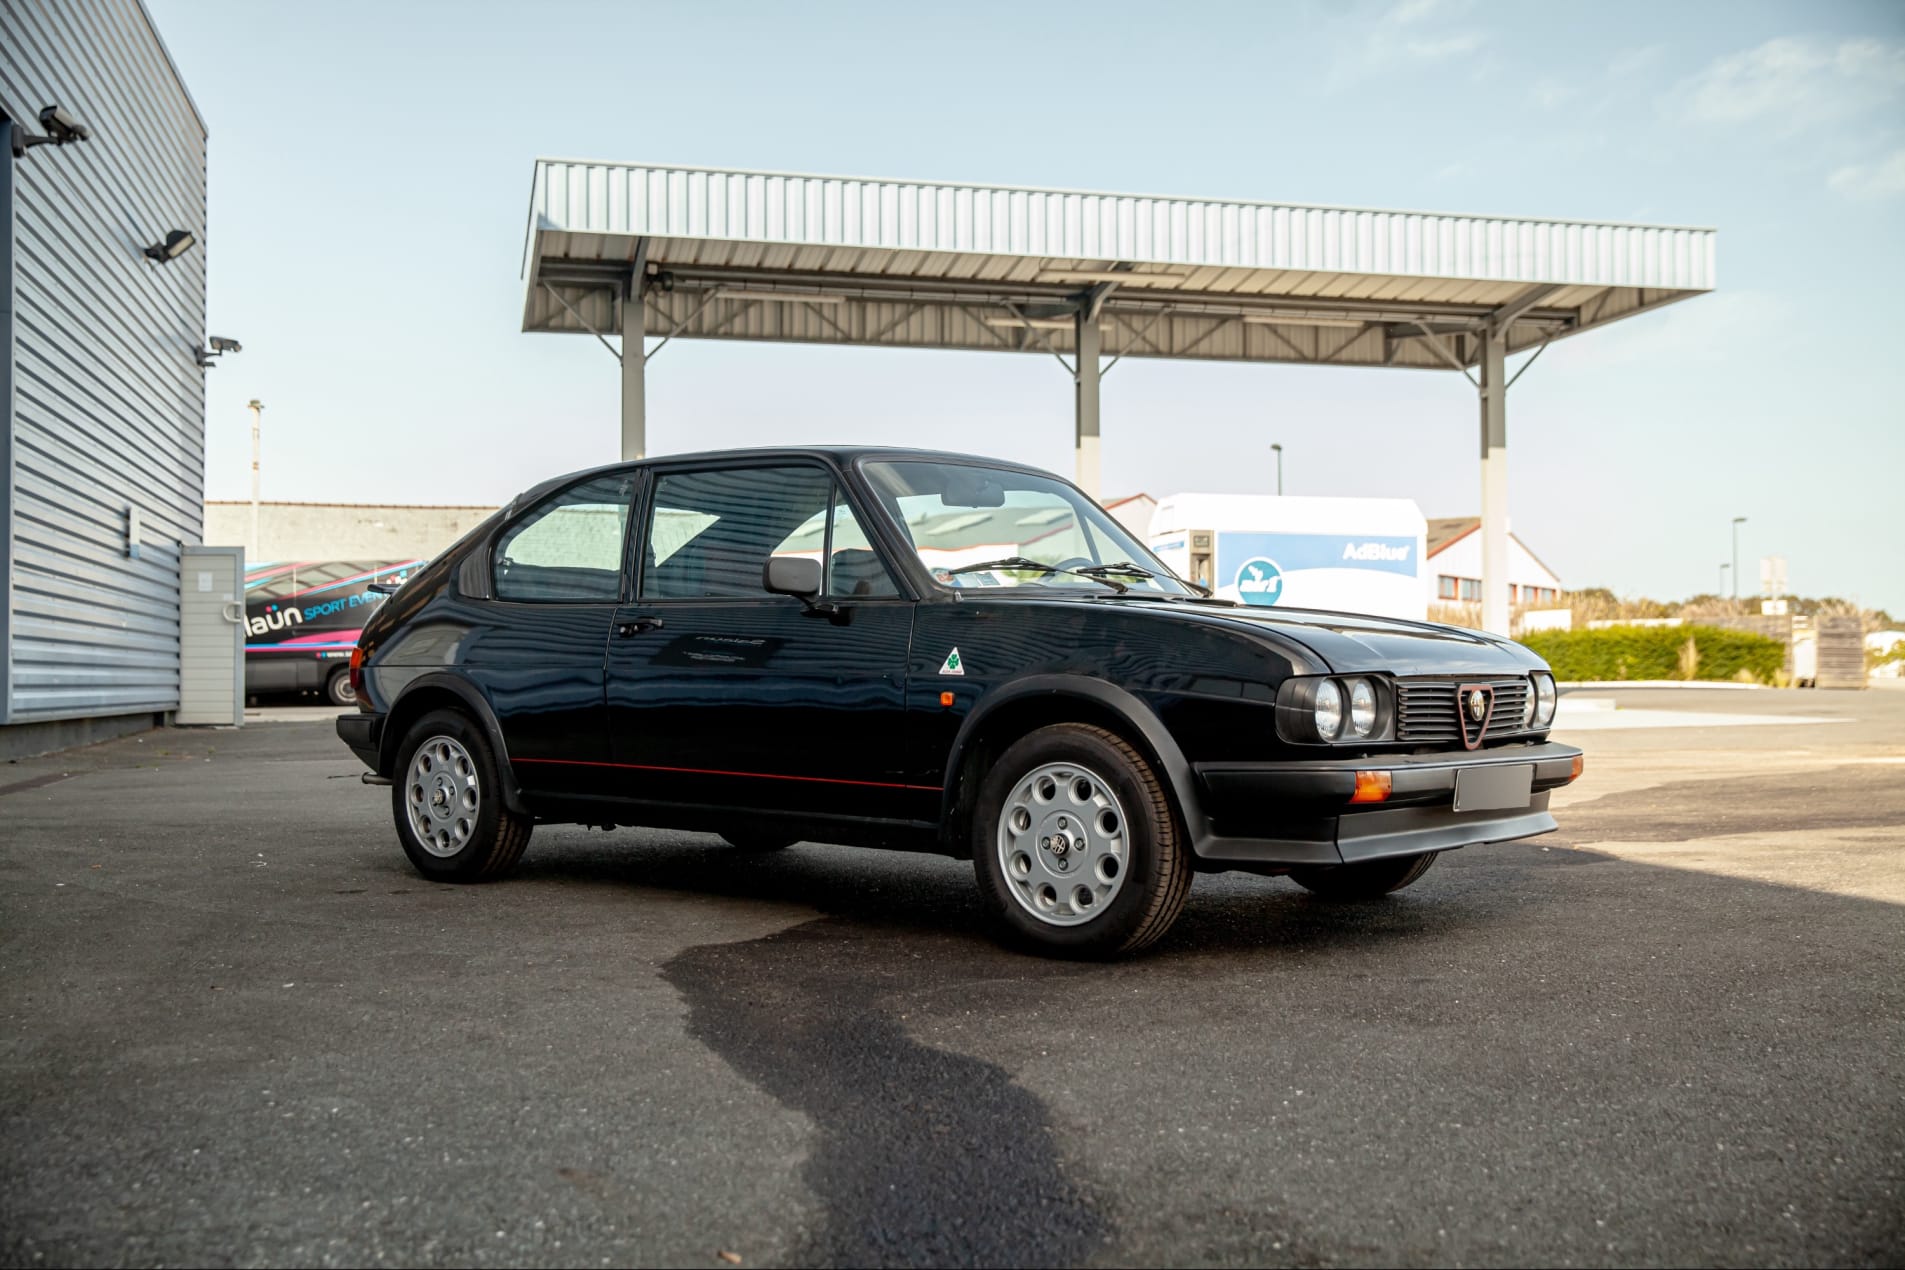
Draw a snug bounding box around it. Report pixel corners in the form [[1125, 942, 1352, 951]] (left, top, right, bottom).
[[2, 688, 1900, 1267]]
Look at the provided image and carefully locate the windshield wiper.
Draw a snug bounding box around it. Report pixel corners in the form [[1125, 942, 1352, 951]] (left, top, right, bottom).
[[945, 556, 1127, 593], [1074, 561, 1218, 598], [1073, 561, 1155, 580]]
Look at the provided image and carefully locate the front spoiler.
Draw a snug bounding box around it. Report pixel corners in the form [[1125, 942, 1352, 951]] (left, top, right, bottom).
[[1190, 741, 1579, 870]]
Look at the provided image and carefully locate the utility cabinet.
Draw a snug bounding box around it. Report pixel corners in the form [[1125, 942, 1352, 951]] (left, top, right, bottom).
[[175, 546, 245, 726]]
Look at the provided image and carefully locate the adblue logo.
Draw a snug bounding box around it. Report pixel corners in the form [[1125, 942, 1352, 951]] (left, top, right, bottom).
[[1342, 541, 1411, 562], [1236, 557, 1284, 606]]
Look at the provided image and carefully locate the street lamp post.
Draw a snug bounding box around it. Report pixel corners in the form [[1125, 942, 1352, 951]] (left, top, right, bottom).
[[248, 399, 264, 561], [1731, 516, 1747, 600], [1270, 443, 1283, 496]]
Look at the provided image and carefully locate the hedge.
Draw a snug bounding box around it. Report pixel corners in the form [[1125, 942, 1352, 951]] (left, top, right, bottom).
[[1518, 624, 1786, 684]]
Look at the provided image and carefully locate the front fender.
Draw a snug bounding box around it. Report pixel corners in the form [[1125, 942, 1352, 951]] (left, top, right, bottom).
[[940, 674, 1212, 849]]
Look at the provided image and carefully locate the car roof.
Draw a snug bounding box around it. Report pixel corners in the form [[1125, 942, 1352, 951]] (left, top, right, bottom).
[[509, 446, 1062, 509]]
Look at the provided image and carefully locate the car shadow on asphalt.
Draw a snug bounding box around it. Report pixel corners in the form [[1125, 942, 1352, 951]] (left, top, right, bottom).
[[508, 831, 1562, 961], [504, 834, 1594, 1269]]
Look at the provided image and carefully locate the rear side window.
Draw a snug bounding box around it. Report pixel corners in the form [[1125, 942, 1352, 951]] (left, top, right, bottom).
[[493, 475, 634, 602]]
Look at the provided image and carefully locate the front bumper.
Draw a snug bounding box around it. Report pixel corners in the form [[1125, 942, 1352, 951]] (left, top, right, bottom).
[[1191, 741, 1581, 869], [336, 711, 385, 771]]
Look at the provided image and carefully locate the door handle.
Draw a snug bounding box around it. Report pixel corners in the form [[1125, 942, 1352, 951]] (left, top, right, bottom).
[[616, 616, 664, 637]]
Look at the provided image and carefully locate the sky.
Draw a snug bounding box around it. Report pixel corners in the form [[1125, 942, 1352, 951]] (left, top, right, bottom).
[[149, 0, 1905, 614]]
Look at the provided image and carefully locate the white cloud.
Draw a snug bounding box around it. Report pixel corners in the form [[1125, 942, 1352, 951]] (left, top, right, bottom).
[[1608, 44, 1666, 78], [1332, 0, 1489, 83], [1828, 149, 1905, 200], [1671, 36, 1905, 134], [1533, 77, 1573, 110]]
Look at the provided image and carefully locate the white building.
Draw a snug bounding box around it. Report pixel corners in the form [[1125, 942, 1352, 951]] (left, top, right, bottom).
[[1425, 517, 1561, 611], [204, 501, 498, 562]]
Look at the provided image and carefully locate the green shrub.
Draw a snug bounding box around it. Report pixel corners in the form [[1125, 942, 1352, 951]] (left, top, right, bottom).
[[1519, 624, 1786, 684]]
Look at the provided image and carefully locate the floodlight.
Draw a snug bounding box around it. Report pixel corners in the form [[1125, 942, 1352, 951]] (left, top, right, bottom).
[[143, 229, 196, 263]]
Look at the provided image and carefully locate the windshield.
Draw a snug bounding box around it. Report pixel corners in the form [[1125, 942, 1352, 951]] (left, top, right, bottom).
[[860, 460, 1191, 595]]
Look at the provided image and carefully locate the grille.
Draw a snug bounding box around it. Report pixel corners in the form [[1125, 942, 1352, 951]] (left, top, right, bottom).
[[1395, 678, 1532, 746]]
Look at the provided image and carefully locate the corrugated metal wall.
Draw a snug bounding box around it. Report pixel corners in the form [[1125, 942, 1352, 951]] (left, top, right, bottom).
[[1, 0, 207, 723]]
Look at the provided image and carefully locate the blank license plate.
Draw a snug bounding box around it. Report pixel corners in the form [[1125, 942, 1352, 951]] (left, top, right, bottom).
[[1454, 764, 1533, 812]]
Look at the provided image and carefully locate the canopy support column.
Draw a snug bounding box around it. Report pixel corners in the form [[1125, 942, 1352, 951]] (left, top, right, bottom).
[[1479, 327, 1510, 636], [1074, 293, 1104, 498], [620, 276, 645, 461]]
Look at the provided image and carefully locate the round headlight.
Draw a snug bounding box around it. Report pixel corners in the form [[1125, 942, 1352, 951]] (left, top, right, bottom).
[[1313, 678, 1345, 740], [1533, 672, 1558, 726], [1521, 681, 1537, 727], [1346, 677, 1378, 737]]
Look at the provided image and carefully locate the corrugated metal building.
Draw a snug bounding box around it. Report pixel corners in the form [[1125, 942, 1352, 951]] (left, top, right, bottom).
[[1, 0, 208, 756]]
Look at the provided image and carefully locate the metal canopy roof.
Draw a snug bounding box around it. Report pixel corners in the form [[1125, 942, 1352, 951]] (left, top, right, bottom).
[[521, 160, 1716, 371]]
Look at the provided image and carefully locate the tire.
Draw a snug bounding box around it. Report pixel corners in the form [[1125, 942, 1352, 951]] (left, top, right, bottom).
[[391, 709, 532, 883], [720, 830, 797, 852], [972, 723, 1192, 958], [1290, 852, 1438, 900], [325, 666, 357, 707]]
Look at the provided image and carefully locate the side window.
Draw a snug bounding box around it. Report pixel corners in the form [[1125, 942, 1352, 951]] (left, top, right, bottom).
[[824, 496, 900, 598], [493, 475, 633, 603], [641, 466, 834, 601]]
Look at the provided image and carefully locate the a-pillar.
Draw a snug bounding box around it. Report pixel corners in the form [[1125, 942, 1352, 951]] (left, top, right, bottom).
[[1478, 327, 1510, 636], [620, 278, 646, 461], [1074, 303, 1101, 498]]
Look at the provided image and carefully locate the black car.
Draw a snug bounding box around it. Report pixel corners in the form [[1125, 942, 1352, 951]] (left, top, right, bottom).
[[337, 447, 1582, 956]]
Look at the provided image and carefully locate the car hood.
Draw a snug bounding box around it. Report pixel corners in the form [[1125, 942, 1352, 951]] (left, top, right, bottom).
[[1187, 604, 1539, 676], [1045, 595, 1539, 676]]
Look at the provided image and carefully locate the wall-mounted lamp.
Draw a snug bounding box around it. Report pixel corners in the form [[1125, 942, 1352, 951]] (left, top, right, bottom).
[[6, 104, 92, 160], [143, 229, 196, 263], [195, 335, 242, 369]]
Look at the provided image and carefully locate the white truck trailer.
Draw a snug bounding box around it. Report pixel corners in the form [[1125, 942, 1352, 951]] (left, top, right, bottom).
[[1147, 493, 1428, 621]]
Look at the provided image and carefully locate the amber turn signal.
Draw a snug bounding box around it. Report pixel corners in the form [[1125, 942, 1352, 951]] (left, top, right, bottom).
[[1349, 770, 1392, 804], [1568, 754, 1585, 783], [939, 690, 955, 707]]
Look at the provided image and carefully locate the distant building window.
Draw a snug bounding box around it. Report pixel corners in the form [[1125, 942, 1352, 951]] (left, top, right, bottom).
[[1438, 574, 1459, 600], [1460, 578, 1482, 602]]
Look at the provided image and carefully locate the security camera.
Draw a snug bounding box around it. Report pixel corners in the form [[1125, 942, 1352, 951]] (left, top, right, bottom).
[[38, 105, 91, 144], [196, 335, 243, 367]]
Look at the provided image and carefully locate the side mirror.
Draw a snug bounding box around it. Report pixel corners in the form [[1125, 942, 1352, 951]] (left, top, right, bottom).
[[763, 555, 822, 598]]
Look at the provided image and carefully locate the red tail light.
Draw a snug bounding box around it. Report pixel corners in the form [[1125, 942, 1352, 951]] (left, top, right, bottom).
[[348, 645, 366, 704]]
